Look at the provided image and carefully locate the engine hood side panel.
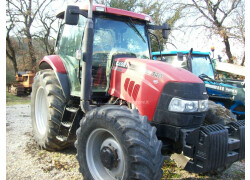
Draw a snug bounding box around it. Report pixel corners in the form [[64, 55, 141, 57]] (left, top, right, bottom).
[[108, 58, 204, 120]]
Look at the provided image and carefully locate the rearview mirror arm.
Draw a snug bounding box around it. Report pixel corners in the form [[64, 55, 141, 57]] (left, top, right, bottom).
[[70, 9, 88, 18], [148, 24, 170, 30], [149, 32, 163, 61]]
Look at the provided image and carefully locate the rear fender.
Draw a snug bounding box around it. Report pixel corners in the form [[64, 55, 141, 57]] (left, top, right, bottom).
[[39, 55, 70, 99]]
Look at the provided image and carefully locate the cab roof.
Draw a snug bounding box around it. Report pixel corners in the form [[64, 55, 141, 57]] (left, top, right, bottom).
[[152, 51, 210, 56], [56, 4, 152, 22]]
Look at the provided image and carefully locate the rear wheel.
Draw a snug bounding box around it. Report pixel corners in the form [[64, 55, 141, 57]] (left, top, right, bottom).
[[75, 105, 164, 180], [31, 69, 71, 151]]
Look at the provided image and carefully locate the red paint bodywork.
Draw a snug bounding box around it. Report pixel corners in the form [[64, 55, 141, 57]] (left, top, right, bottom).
[[58, 4, 152, 22], [39, 55, 67, 74], [39, 55, 204, 121], [108, 58, 204, 121]]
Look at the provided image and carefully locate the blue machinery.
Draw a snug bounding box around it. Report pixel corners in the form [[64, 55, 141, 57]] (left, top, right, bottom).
[[152, 50, 245, 119]]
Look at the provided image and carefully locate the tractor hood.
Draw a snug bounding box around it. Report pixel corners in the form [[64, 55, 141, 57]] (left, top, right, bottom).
[[108, 58, 206, 120]]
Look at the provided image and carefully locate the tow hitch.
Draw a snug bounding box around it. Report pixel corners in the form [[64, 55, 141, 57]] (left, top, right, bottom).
[[182, 120, 245, 173]]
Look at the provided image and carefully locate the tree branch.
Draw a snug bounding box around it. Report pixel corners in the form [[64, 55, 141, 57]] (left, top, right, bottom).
[[220, 0, 240, 25], [192, 0, 214, 23]]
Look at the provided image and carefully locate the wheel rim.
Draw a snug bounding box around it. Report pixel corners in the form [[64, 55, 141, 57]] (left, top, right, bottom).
[[86, 128, 125, 180], [35, 86, 48, 135]]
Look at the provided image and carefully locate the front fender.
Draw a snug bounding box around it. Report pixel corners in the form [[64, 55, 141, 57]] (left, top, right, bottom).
[[39, 55, 70, 99]]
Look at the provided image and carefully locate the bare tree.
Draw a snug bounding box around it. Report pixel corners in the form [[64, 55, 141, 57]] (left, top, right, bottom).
[[6, 1, 18, 73], [6, 26, 18, 74], [7, 0, 54, 69], [230, 2, 245, 65], [180, 0, 244, 64], [34, 2, 57, 55]]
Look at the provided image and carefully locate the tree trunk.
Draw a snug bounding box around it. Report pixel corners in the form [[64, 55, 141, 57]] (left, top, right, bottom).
[[12, 58, 18, 74], [7, 55, 18, 74], [241, 53, 245, 66], [6, 36, 18, 74], [27, 32, 37, 69], [223, 35, 234, 64]]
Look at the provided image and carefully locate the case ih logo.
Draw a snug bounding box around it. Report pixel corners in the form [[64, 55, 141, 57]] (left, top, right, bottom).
[[116, 61, 128, 68]]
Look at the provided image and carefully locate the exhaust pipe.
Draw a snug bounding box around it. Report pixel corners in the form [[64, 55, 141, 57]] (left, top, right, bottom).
[[80, 0, 94, 113]]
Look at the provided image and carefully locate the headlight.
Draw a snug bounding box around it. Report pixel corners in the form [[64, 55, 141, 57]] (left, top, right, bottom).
[[198, 99, 208, 112], [168, 97, 208, 112]]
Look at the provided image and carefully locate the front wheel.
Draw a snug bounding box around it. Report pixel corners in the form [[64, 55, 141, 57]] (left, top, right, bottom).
[[75, 105, 164, 180]]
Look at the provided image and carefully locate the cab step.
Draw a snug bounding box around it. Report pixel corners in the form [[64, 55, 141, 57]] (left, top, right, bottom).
[[61, 121, 73, 128], [56, 135, 68, 142], [66, 107, 78, 113]]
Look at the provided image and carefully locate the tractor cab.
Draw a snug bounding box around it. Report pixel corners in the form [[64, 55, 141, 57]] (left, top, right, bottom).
[[54, 4, 168, 99]]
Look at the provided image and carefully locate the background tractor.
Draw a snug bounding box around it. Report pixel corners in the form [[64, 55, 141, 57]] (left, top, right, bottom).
[[152, 50, 245, 120], [31, 1, 245, 179], [7, 70, 35, 96]]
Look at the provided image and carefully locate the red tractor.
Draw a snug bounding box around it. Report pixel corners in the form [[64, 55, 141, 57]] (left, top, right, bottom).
[[31, 1, 245, 179]]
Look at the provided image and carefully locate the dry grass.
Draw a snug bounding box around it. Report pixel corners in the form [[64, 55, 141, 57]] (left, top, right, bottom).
[[6, 92, 31, 106]]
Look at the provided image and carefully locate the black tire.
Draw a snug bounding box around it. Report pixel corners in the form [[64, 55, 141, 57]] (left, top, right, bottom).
[[204, 100, 237, 125], [31, 69, 71, 151], [75, 105, 164, 180]]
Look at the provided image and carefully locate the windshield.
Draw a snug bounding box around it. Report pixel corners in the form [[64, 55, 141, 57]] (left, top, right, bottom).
[[93, 15, 150, 59], [191, 56, 214, 79], [154, 54, 214, 79], [157, 55, 188, 70]]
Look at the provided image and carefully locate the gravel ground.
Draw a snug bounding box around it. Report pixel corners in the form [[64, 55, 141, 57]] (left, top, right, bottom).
[[6, 104, 245, 180]]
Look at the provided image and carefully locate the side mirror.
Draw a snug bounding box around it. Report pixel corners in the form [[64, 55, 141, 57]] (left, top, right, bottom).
[[65, 5, 80, 25], [162, 23, 170, 39], [148, 23, 170, 39]]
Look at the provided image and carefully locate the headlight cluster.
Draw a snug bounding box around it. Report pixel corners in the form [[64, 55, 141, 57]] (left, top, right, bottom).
[[168, 97, 208, 112]]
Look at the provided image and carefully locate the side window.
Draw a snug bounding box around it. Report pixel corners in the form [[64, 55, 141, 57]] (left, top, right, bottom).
[[58, 16, 86, 57]]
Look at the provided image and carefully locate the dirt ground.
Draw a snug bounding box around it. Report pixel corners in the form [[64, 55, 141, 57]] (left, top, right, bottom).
[[6, 104, 245, 180]]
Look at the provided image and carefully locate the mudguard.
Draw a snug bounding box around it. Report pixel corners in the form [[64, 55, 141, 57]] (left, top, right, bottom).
[[39, 55, 70, 99]]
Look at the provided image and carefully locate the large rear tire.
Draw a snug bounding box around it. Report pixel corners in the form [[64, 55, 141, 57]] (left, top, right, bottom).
[[31, 69, 71, 151], [75, 105, 164, 180]]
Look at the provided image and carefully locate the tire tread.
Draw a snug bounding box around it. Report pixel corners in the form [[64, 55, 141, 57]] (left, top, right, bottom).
[[31, 69, 71, 151], [76, 105, 163, 180]]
